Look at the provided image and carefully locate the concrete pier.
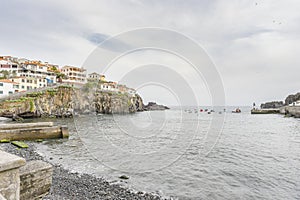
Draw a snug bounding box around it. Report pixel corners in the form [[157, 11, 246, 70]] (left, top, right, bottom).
[[0, 122, 54, 130], [0, 123, 69, 141], [251, 108, 280, 114]]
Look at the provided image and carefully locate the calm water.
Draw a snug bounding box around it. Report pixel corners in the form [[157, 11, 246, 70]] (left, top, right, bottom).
[[33, 107, 300, 199]]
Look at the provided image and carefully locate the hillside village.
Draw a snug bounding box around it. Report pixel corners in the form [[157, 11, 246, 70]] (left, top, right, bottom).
[[0, 55, 136, 97]]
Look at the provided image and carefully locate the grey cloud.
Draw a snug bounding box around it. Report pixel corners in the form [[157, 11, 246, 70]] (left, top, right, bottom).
[[228, 28, 275, 40], [87, 33, 109, 45], [85, 32, 134, 53], [1, 0, 300, 105]]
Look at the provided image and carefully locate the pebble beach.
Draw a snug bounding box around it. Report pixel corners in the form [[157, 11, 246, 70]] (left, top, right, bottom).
[[0, 142, 166, 200]]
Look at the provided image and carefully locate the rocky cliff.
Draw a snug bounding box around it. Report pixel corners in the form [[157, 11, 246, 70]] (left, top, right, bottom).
[[285, 92, 300, 105], [0, 85, 144, 118]]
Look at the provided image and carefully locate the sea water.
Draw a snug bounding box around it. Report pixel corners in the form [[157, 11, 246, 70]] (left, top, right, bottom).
[[34, 107, 300, 199]]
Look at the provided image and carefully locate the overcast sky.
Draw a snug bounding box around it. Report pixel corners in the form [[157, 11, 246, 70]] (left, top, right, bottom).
[[1, 0, 299, 106]]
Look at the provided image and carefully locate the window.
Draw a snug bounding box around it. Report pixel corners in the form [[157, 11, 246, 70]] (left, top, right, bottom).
[[0, 91, 3, 94], [8, 91, 13, 94], [22, 79, 25, 82], [0, 83, 3, 86], [21, 86, 25, 89]]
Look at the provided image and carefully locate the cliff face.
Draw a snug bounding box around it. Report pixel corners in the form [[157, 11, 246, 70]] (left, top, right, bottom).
[[0, 85, 144, 118], [73, 85, 144, 114]]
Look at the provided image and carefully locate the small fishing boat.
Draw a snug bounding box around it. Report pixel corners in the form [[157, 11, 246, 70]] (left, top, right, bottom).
[[232, 108, 241, 113]]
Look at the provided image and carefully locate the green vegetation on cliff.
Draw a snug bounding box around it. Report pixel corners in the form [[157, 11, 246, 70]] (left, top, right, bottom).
[[0, 84, 144, 118]]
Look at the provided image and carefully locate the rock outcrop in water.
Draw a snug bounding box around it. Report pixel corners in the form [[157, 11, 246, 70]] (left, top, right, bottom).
[[0, 84, 145, 118], [143, 102, 169, 111]]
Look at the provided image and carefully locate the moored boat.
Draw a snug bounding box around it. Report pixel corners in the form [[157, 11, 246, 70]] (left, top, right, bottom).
[[232, 108, 241, 113]]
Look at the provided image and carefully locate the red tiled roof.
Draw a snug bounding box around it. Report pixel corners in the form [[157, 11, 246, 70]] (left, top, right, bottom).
[[0, 79, 19, 84]]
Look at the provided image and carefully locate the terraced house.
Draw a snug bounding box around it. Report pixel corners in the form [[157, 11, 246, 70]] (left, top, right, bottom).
[[61, 66, 87, 84], [9, 76, 47, 91], [18, 61, 57, 84], [0, 79, 18, 97]]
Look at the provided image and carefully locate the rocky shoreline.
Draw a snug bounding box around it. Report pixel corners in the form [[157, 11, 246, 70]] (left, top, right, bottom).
[[0, 85, 169, 119], [0, 142, 167, 200]]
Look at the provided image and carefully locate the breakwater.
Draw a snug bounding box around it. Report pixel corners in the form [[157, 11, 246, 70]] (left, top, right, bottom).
[[258, 91, 300, 118], [279, 106, 300, 118]]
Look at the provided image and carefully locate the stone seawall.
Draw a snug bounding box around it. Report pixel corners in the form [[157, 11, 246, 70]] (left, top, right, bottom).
[[279, 106, 300, 118], [19, 161, 53, 200], [0, 150, 53, 200], [0, 150, 26, 200]]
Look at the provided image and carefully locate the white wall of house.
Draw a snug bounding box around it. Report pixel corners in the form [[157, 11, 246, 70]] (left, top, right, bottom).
[[17, 69, 56, 84], [10, 77, 47, 91], [88, 73, 100, 79], [61, 66, 87, 84], [0, 60, 19, 74], [100, 84, 118, 92], [0, 81, 16, 97]]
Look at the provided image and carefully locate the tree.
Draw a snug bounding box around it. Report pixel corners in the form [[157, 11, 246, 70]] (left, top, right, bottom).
[[0, 70, 10, 79]]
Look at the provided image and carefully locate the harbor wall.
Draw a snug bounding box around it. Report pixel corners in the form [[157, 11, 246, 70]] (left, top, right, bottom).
[[279, 106, 300, 118], [0, 151, 53, 200]]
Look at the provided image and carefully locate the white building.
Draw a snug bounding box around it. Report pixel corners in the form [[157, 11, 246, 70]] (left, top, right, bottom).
[[88, 72, 100, 80], [99, 82, 118, 92], [88, 72, 106, 82], [10, 77, 47, 91], [61, 66, 87, 84], [0, 79, 18, 97], [0, 59, 19, 75], [17, 61, 56, 85], [289, 100, 300, 106]]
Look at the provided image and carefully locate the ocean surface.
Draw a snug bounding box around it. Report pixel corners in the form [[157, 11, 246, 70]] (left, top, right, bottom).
[[28, 107, 300, 199]]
